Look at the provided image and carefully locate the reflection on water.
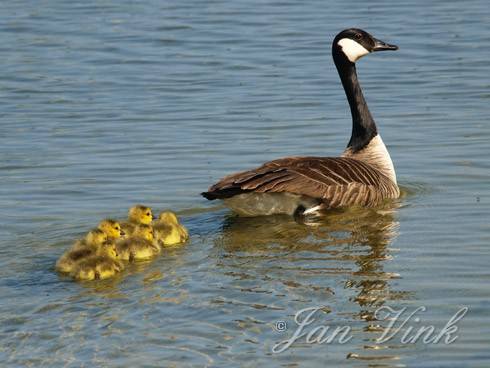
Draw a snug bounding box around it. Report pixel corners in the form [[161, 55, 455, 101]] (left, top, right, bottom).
[[221, 201, 400, 250], [215, 200, 411, 364]]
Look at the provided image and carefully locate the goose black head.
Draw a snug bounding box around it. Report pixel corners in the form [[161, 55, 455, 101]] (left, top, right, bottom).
[[332, 28, 398, 64]]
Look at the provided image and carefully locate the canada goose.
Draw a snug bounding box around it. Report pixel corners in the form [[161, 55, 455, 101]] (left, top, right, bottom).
[[202, 28, 400, 216], [97, 219, 125, 239], [70, 242, 124, 280], [56, 238, 114, 274], [116, 224, 160, 261], [153, 211, 189, 247], [120, 205, 154, 236]]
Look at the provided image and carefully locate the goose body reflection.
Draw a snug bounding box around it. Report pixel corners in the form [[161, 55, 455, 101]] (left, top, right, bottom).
[[215, 201, 409, 362]]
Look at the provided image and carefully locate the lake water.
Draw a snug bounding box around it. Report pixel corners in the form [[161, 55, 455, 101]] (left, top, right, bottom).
[[1, 0, 489, 366]]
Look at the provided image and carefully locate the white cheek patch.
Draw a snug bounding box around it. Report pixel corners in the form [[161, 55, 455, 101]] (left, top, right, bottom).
[[337, 38, 370, 62]]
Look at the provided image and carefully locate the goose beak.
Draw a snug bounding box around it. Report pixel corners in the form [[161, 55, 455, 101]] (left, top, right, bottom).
[[372, 38, 398, 52]]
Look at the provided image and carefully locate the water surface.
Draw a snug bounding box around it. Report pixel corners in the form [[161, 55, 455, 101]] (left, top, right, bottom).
[[1, 0, 489, 366]]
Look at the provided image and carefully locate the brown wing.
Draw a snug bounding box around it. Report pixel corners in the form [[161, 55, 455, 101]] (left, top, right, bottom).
[[202, 157, 398, 208]]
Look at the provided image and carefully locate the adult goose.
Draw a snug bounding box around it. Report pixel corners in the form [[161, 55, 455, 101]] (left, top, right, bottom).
[[202, 28, 400, 216]]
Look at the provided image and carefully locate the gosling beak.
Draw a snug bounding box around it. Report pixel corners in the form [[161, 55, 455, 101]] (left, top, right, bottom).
[[372, 38, 398, 52], [120, 230, 125, 237]]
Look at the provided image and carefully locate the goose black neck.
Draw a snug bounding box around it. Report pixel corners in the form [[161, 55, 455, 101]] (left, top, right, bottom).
[[333, 48, 377, 152]]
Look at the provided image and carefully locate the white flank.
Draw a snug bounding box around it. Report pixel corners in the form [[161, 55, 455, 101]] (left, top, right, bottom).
[[337, 38, 370, 63], [224, 192, 320, 216]]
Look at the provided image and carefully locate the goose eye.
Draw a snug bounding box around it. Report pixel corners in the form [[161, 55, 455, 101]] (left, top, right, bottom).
[[355, 33, 362, 40]]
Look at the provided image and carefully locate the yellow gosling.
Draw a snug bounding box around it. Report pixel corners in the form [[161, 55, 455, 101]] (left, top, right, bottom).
[[153, 211, 189, 247], [86, 228, 108, 244], [68, 228, 108, 252], [97, 219, 125, 239], [56, 234, 109, 274], [116, 224, 159, 261], [120, 205, 153, 236], [70, 242, 124, 281]]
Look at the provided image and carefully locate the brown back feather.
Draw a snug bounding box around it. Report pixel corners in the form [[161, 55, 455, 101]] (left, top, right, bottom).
[[202, 157, 398, 207]]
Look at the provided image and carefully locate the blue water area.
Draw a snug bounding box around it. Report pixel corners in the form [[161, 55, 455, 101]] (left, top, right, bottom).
[[0, 0, 489, 366]]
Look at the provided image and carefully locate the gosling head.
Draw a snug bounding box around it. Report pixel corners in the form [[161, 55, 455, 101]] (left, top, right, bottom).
[[100, 241, 119, 260], [133, 224, 154, 242], [85, 229, 108, 246], [332, 28, 398, 64], [128, 205, 153, 225], [157, 211, 179, 225], [98, 219, 125, 239]]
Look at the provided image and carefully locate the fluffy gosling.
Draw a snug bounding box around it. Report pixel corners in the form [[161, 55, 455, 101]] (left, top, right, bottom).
[[98, 219, 125, 239], [120, 205, 154, 236], [56, 234, 111, 274], [70, 241, 124, 281], [69, 228, 108, 252], [153, 211, 189, 247], [116, 224, 159, 261]]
